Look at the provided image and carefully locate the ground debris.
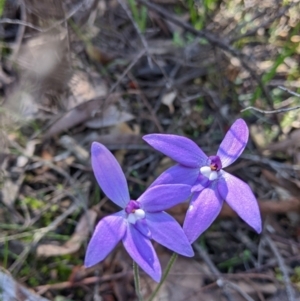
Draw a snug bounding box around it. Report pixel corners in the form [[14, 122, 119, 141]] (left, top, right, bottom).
[[0, 268, 50, 301], [0, 0, 300, 300]]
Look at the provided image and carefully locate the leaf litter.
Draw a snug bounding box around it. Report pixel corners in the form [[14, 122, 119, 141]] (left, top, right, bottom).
[[0, 0, 300, 300]]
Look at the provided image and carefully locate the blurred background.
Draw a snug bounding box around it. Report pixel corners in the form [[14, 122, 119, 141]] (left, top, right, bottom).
[[0, 0, 300, 300]]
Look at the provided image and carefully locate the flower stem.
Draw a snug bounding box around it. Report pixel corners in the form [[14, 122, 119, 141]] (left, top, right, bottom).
[[133, 261, 143, 301], [148, 253, 178, 301]]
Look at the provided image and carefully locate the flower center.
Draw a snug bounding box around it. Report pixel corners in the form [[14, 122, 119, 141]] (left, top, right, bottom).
[[200, 155, 222, 181], [125, 200, 145, 224]]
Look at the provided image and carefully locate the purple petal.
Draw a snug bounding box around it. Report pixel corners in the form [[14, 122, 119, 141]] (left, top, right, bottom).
[[138, 184, 192, 212], [91, 142, 130, 208], [143, 134, 207, 168], [134, 219, 151, 238], [84, 211, 126, 267], [150, 164, 199, 187], [216, 119, 249, 168], [183, 185, 223, 243], [218, 171, 262, 233], [146, 212, 194, 257], [123, 224, 161, 282], [191, 174, 210, 193]]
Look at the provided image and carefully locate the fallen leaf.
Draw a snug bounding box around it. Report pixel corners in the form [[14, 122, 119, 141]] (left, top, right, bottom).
[[59, 135, 89, 163], [44, 94, 118, 138], [67, 71, 107, 111], [140, 255, 206, 301], [16, 140, 38, 168], [161, 91, 176, 114], [37, 209, 97, 257], [85, 105, 135, 129], [235, 280, 277, 295], [85, 44, 116, 65], [267, 129, 300, 154], [2, 175, 25, 208]]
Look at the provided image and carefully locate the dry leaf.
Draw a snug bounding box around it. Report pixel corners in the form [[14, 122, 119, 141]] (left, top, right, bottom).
[[37, 209, 97, 257], [250, 124, 271, 149], [16, 140, 38, 168], [85, 105, 135, 129], [235, 280, 277, 295], [161, 91, 176, 114], [59, 135, 89, 163], [2, 177, 24, 208], [67, 71, 107, 110], [267, 129, 300, 158], [85, 44, 116, 64], [141, 255, 206, 301], [44, 95, 116, 138], [112, 123, 138, 165]]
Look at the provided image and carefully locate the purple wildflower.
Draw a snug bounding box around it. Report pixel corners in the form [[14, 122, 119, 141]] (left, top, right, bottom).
[[84, 142, 194, 282], [143, 119, 262, 243]]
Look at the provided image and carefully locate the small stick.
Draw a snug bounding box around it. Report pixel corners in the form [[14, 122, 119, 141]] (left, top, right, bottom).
[[0, 1, 84, 32], [265, 235, 296, 301], [279, 86, 300, 98], [136, 0, 274, 108], [241, 105, 300, 114], [241, 86, 300, 114], [118, 0, 153, 69], [194, 244, 234, 301]]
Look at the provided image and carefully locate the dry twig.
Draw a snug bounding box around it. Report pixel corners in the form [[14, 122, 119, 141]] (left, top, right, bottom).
[[241, 105, 300, 114], [117, 0, 153, 68], [264, 235, 296, 301], [136, 0, 274, 108], [0, 1, 84, 32], [194, 244, 256, 301], [241, 86, 300, 114]]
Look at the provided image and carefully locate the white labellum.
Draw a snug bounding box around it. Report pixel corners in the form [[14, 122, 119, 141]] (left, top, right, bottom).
[[200, 166, 218, 181], [127, 209, 145, 224]]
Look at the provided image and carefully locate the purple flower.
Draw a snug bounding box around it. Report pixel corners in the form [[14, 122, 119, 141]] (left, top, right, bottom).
[[84, 142, 194, 282], [143, 119, 262, 243]]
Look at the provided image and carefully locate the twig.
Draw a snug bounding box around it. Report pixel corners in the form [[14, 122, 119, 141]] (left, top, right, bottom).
[[136, 0, 233, 55], [9, 0, 26, 62], [0, 1, 84, 32], [241, 105, 300, 114], [241, 153, 300, 171], [242, 86, 300, 114], [108, 49, 146, 94], [136, 0, 274, 109], [36, 271, 130, 294], [126, 154, 156, 174], [265, 235, 296, 301], [7, 139, 88, 272], [279, 86, 300, 98], [118, 0, 153, 68], [230, 3, 297, 42], [217, 280, 256, 301], [9, 202, 80, 273], [127, 73, 164, 132], [193, 244, 234, 301], [193, 244, 220, 276]]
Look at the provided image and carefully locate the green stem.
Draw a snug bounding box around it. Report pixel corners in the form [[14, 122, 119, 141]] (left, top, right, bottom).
[[133, 261, 143, 301], [148, 253, 178, 301]]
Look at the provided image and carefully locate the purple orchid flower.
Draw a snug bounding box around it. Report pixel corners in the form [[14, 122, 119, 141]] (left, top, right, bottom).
[[84, 142, 194, 282], [143, 119, 262, 243]]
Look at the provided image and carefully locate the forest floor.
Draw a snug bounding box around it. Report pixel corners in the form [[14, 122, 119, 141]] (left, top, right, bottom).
[[0, 0, 300, 300]]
